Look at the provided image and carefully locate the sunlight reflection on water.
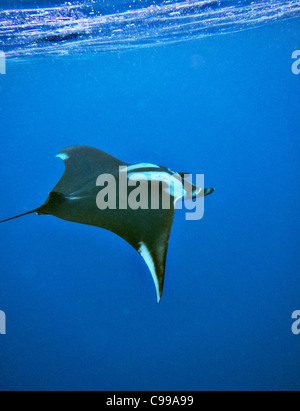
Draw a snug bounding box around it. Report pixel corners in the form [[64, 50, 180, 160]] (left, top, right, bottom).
[[1, 0, 300, 58]]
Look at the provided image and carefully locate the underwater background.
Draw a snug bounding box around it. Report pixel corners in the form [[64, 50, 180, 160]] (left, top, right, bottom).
[[0, 0, 300, 391]]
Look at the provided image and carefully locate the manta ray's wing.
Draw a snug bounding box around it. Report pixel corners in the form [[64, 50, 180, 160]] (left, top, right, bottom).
[[42, 145, 174, 303], [53, 145, 128, 195], [115, 206, 175, 303]]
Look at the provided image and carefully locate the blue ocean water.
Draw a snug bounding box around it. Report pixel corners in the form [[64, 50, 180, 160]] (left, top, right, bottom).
[[0, 0, 300, 391]]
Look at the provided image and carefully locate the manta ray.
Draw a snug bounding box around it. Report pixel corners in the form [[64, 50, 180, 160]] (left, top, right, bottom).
[[0, 145, 214, 303]]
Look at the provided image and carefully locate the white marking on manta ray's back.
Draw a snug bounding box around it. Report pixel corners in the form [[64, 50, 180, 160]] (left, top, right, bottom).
[[121, 163, 160, 173], [193, 187, 202, 197], [138, 242, 160, 304], [128, 171, 186, 203], [56, 153, 69, 161]]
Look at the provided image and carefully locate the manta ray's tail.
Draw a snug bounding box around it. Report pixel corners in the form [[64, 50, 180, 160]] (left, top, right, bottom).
[[0, 208, 41, 224]]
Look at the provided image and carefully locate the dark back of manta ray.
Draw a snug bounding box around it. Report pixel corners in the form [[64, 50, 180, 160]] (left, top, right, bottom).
[[42, 179, 174, 252]]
